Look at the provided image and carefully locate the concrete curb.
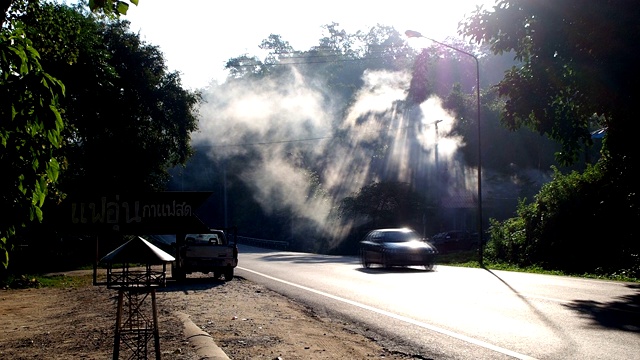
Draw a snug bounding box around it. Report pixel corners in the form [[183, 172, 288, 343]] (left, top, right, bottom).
[[175, 311, 230, 360]]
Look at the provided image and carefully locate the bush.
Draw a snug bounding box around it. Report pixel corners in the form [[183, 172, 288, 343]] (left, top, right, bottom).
[[486, 214, 529, 266], [487, 163, 639, 277]]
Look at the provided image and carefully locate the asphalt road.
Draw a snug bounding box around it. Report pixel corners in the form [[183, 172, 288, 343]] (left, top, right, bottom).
[[235, 244, 640, 360]]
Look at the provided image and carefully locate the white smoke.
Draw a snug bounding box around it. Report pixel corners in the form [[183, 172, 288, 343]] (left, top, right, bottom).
[[192, 67, 474, 242]]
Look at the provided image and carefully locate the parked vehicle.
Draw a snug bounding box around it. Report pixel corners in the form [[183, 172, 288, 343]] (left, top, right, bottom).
[[171, 228, 238, 281], [359, 228, 438, 270], [429, 230, 477, 253]]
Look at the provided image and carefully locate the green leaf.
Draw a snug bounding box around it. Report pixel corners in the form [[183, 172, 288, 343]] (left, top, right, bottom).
[[35, 206, 43, 222], [17, 175, 26, 195], [116, 2, 130, 14], [47, 158, 60, 182], [34, 178, 47, 206], [1, 249, 8, 269], [49, 103, 64, 131], [41, 76, 50, 90], [47, 130, 60, 148]]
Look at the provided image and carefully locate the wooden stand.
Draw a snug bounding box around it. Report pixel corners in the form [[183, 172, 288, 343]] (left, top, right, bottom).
[[99, 236, 174, 360], [113, 288, 161, 360]]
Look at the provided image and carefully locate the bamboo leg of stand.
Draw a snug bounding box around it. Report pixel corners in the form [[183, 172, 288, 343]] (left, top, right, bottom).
[[113, 290, 124, 360], [152, 290, 160, 360]]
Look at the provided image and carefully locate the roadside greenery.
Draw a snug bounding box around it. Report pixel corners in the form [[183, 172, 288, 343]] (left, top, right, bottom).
[[484, 165, 639, 279], [2, 1, 198, 274], [460, 0, 639, 279], [0, 0, 137, 268], [1, 5, 65, 269], [438, 251, 640, 283], [1, 272, 94, 289]]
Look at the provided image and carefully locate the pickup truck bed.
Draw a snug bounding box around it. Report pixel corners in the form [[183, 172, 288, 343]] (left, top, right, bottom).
[[171, 230, 238, 281]]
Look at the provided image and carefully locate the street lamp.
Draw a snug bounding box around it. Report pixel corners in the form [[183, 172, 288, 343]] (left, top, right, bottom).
[[406, 30, 484, 265], [432, 119, 443, 173]]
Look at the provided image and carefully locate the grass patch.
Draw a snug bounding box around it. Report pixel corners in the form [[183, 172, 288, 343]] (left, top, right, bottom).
[[37, 273, 94, 288], [2, 273, 95, 289], [437, 249, 482, 265], [437, 250, 640, 283]]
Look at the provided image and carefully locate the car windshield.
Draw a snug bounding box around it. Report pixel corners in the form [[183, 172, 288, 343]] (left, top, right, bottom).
[[384, 230, 419, 243]]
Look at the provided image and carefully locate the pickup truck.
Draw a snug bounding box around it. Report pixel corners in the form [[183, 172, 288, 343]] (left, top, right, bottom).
[[171, 228, 238, 281]]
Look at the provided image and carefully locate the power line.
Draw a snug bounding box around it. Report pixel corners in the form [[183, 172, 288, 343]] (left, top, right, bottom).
[[233, 55, 406, 68], [205, 136, 333, 147], [200, 124, 417, 148]]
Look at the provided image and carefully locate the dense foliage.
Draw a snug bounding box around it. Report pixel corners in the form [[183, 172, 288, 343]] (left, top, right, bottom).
[[464, 0, 639, 276], [1, 0, 201, 273], [336, 181, 429, 229], [1, 0, 68, 268], [487, 165, 639, 278], [19, 3, 200, 194]]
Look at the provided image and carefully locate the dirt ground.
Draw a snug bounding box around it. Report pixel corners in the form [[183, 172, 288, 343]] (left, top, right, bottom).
[[0, 271, 419, 360]]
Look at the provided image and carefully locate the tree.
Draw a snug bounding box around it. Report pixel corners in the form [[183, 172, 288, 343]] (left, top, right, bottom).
[[337, 181, 427, 230], [88, 0, 138, 17], [359, 25, 414, 73], [21, 3, 200, 195], [461, 0, 637, 169], [1, 0, 67, 268], [461, 0, 639, 275], [0, 0, 143, 269], [225, 24, 415, 103]]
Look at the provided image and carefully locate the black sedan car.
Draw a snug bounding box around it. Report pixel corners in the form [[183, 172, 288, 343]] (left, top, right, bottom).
[[359, 228, 438, 270]]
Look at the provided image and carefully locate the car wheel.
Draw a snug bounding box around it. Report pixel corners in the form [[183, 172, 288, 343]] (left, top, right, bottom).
[[360, 250, 371, 268], [382, 253, 390, 268], [424, 262, 435, 271], [224, 268, 234, 281]]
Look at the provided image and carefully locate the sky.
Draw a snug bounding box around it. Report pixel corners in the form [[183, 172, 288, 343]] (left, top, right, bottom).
[[124, 0, 496, 90]]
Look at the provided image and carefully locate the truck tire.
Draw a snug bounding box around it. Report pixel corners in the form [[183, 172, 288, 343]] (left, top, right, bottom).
[[172, 264, 186, 282], [223, 268, 234, 281], [173, 270, 185, 282]]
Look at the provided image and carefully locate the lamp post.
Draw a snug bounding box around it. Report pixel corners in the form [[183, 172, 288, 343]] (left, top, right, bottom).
[[406, 30, 484, 266], [432, 119, 443, 173]]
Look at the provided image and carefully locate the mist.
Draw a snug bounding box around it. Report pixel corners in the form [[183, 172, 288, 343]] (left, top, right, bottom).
[[190, 65, 482, 246]]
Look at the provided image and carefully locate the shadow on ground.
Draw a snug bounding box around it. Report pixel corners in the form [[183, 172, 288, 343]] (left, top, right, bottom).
[[561, 283, 640, 333]]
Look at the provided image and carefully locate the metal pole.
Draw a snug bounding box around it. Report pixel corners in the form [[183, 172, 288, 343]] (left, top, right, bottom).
[[406, 30, 483, 265], [223, 163, 228, 228], [474, 57, 483, 266]]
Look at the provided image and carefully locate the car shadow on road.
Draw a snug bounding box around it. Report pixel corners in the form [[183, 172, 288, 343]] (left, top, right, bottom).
[[255, 252, 361, 265], [356, 266, 437, 274], [560, 283, 640, 333]]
